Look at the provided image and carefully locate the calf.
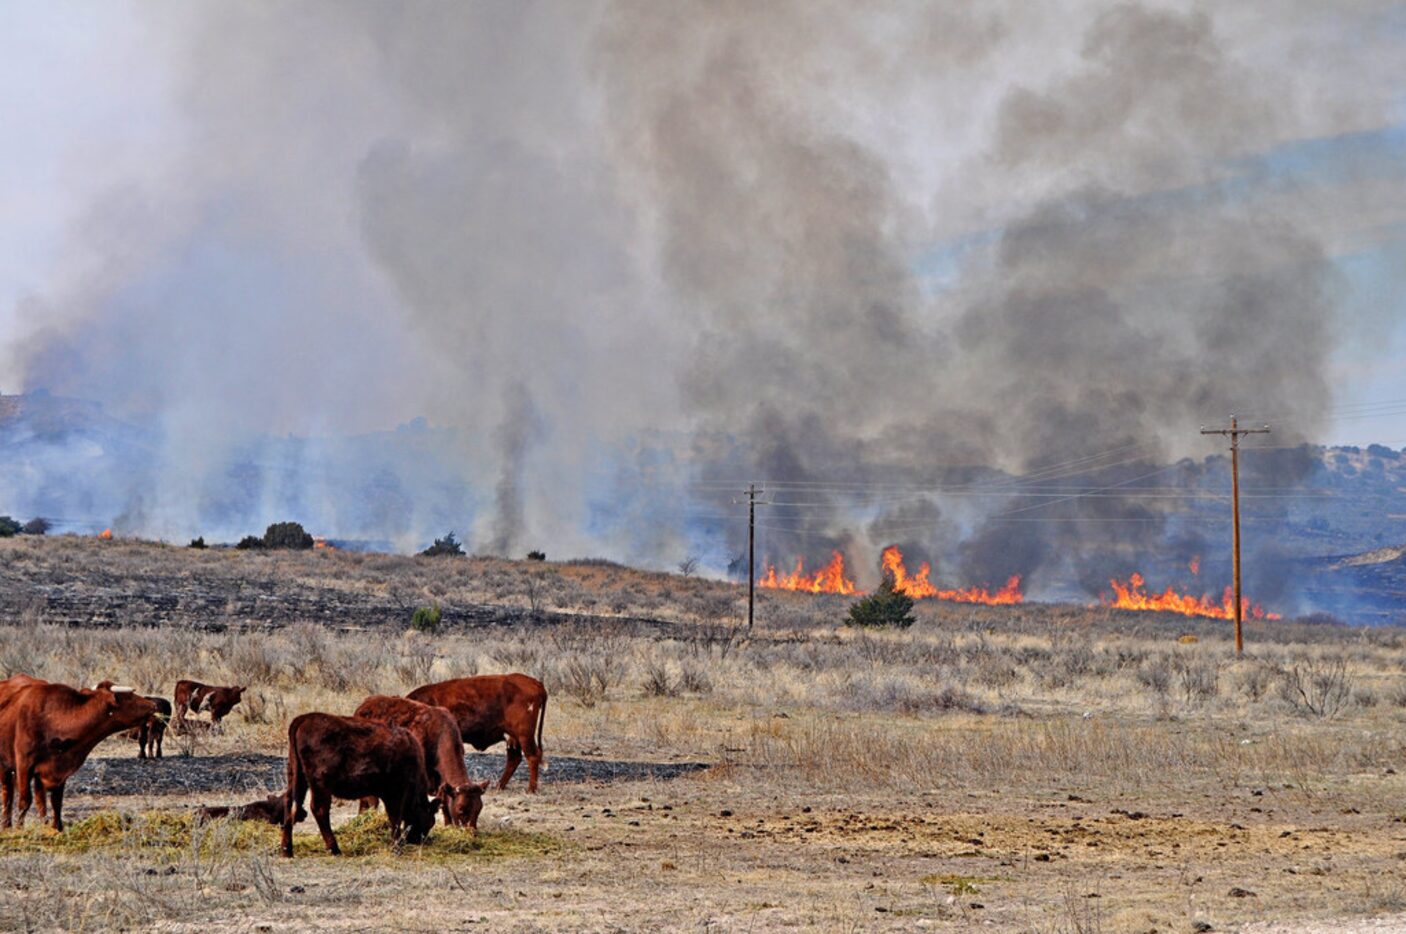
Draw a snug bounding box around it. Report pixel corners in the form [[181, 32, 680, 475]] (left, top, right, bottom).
[[281, 712, 438, 857], [407, 674, 547, 792], [174, 680, 245, 729], [0, 681, 157, 830], [122, 696, 172, 759], [354, 695, 488, 832], [198, 792, 303, 826]]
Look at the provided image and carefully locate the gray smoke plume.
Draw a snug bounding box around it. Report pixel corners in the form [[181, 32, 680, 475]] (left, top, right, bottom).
[[4, 1, 1402, 594]]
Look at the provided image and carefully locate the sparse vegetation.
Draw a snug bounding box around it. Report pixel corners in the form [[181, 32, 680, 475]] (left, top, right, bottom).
[[21, 517, 49, 535], [3, 535, 1406, 931]]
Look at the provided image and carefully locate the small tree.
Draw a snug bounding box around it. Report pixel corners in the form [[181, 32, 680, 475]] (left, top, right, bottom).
[[189, 537, 207, 549], [526, 549, 546, 561], [263, 521, 314, 550], [846, 575, 916, 629], [410, 605, 443, 634], [22, 517, 50, 535], [235, 535, 265, 550], [678, 555, 700, 577], [0, 516, 21, 537], [421, 531, 465, 557]]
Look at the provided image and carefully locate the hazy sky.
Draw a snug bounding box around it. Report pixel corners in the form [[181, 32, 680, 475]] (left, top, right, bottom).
[[2, 1, 1404, 452]]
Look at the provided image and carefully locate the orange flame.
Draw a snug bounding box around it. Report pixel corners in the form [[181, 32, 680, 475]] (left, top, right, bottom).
[[881, 546, 1023, 605], [1103, 572, 1279, 620], [757, 550, 858, 595], [757, 546, 1024, 605], [98, 528, 113, 540]]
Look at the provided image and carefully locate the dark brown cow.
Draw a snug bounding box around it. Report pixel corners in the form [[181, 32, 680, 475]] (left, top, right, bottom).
[[174, 680, 245, 729], [0, 681, 157, 830], [281, 712, 438, 857], [122, 696, 172, 759], [198, 792, 303, 826], [406, 674, 547, 792], [353, 695, 488, 832]]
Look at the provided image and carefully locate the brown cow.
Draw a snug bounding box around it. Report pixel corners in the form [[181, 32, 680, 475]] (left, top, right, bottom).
[[122, 696, 172, 759], [173, 680, 245, 729], [407, 674, 547, 792], [353, 695, 488, 832], [0, 681, 157, 830], [281, 712, 438, 857], [198, 791, 303, 826]]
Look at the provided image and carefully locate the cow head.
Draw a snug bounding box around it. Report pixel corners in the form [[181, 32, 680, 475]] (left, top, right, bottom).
[[207, 686, 246, 722], [439, 780, 488, 832], [403, 791, 439, 845], [97, 685, 159, 730]]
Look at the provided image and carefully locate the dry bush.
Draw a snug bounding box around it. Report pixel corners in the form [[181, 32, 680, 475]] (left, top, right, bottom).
[[1279, 656, 1353, 718], [556, 653, 627, 708]]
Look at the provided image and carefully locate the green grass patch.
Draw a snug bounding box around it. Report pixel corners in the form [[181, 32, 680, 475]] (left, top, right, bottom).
[[0, 810, 561, 863]]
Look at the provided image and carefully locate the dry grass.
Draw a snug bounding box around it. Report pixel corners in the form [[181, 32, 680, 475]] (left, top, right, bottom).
[[3, 536, 1406, 930]]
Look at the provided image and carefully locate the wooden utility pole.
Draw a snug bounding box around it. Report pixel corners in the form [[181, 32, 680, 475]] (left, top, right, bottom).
[[1201, 416, 1270, 655], [740, 483, 765, 631]]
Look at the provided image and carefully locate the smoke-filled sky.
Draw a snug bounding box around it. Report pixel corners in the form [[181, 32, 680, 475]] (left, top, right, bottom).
[[2, 1, 1405, 580]]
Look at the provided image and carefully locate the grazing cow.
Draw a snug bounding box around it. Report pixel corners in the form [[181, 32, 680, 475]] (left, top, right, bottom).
[[281, 712, 438, 857], [0, 681, 157, 830], [122, 696, 172, 759], [173, 680, 245, 729], [198, 791, 303, 826], [407, 674, 547, 792], [353, 695, 488, 832]]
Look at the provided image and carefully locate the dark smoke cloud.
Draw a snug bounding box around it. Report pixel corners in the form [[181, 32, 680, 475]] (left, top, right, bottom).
[[4, 2, 1400, 590]]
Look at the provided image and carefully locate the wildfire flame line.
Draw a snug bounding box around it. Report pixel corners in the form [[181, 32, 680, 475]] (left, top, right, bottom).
[[757, 546, 1023, 606], [1102, 572, 1280, 620]]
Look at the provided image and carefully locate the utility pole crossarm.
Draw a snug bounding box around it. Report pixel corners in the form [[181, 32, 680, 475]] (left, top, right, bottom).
[[1200, 415, 1271, 656]]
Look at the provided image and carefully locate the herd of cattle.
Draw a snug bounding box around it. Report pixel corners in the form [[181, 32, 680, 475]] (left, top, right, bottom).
[[0, 671, 548, 858]]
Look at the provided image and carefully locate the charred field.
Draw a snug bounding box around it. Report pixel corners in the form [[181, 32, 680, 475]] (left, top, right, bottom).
[[4, 536, 1406, 932]]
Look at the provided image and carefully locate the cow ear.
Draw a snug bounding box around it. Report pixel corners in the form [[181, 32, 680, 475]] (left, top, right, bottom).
[[475, 780, 490, 792], [437, 782, 453, 799]]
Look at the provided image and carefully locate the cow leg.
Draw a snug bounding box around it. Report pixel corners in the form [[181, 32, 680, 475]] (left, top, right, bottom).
[[138, 724, 149, 760], [498, 741, 523, 790], [311, 791, 339, 855], [47, 781, 64, 832], [519, 728, 543, 794], [282, 781, 308, 858], [154, 724, 164, 759], [32, 773, 46, 820], [357, 796, 379, 814], [1, 767, 13, 829], [14, 757, 34, 828]]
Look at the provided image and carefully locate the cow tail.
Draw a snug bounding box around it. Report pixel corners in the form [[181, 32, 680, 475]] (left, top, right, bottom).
[[535, 692, 547, 761], [285, 722, 305, 824]]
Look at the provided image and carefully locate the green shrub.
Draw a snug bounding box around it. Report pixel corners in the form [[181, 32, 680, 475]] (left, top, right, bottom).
[[421, 531, 465, 557], [263, 521, 314, 550], [846, 576, 916, 629], [411, 606, 443, 634], [0, 516, 20, 537], [235, 535, 265, 550], [188, 537, 207, 549], [526, 550, 546, 561]]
